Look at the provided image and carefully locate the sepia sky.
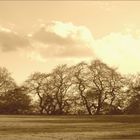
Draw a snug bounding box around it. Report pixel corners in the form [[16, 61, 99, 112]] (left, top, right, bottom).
[[0, 1, 140, 84]]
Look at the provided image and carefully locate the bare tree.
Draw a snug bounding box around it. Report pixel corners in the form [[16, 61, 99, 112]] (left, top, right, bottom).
[[24, 60, 125, 115], [25, 72, 50, 114], [50, 65, 73, 114], [72, 62, 94, 115], [0, 67, 16, 95], [25, 65, 73, 115], [89, 60, 124, 114]]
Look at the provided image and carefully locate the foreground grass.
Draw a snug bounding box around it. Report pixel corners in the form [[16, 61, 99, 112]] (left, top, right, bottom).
[[0, 115, 140, 140]]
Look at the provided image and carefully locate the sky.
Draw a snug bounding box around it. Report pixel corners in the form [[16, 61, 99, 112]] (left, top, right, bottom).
[[0, 1, 140, 84]]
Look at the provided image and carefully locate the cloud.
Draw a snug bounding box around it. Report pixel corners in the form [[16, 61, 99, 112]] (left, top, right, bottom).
[[29, 21, 140, 75], [26, 21, 140, 75], [95, 32, 140, 74], [30, 21, 94, 58], [1, 21, 140, 75], [0, 27, 30, 52]]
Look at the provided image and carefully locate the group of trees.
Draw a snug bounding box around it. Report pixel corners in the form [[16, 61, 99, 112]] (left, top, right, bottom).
[[0, 60, 140, 115], [0, 68, 32, 114]]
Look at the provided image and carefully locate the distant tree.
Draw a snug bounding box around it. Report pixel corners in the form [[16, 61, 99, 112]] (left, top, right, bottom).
[[72, 60, 124, 115], [23, 60, 128, 115], [26, 65, 74, 115], [88, 60, 124, 115], [50, 65, 73, 114], [72, 62, 94, 115], [0, 67, 16, 95], [25, 72, 51, 114], [125, 94, 140, 114], [0, 87, 32, 114], [124, 74, 140, 114], [0, 68, 30, 114]]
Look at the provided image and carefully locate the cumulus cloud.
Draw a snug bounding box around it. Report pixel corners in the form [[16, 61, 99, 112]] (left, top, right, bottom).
[[95, 33, 140, 74], [25, 21, 140, 75], [30, 21, 94, 58], [1, 21, 140, 75], [29, 21, 140, 75], [0, 27, 30, 52]]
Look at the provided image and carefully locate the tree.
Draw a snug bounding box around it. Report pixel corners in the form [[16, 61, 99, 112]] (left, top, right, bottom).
[[0, 67, 32, 114], [23, 60, 127, 115], [72, 62, 94, 115], [88, 60, 124, 114], [0, 87, 32, 114], [25, 72, 51, 114], [50, 65, 73, 114], [125, 94, 140, 114], [72, 60, 124, 115], [0, 67, 16, 95], [124, 74, 140, 114], [25, 70, 72, 115]]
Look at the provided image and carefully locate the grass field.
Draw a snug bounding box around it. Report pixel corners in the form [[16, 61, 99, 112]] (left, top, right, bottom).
[[0, 115, 140, 140]]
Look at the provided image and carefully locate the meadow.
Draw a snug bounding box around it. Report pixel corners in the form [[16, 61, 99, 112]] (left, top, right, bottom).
[[0, 115, 140, 140]]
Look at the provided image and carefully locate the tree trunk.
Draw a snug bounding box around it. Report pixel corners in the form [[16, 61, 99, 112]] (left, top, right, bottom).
[[95, 93, 102, 115]]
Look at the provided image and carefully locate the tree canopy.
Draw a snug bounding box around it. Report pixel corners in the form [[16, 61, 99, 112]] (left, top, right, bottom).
[[0, 60, 139, 115]]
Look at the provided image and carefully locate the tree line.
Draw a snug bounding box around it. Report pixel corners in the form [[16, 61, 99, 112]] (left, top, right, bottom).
[[0, 60, 140, 115]]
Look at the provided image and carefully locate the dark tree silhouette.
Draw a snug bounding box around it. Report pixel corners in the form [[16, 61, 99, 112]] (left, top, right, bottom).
[[0, 87, 32, 114]]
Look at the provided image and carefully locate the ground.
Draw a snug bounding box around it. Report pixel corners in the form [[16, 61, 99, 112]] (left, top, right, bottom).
[[0, 115, 140, 140]]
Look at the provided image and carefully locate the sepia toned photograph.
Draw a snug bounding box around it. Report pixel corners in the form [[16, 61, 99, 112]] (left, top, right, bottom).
[[0, 0, 140, 140]]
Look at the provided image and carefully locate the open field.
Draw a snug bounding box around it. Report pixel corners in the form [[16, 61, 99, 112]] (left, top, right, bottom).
[[0, 115, 140, 140]]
